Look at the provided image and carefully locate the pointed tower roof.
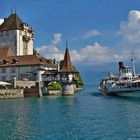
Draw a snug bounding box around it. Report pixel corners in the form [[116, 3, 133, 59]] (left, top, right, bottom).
[[0, 13, 24, 31], [60, 47, 77, 73]]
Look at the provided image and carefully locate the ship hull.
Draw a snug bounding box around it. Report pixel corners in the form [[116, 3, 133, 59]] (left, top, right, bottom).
[[106, 88, 140, 97], [107, 91, 140, 97]]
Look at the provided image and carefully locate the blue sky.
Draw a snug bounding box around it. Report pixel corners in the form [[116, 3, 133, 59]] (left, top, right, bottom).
[[1, 0, 140, 83]]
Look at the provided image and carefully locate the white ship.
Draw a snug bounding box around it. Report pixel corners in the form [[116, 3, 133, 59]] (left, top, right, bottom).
[[99, 53, 140, 97]]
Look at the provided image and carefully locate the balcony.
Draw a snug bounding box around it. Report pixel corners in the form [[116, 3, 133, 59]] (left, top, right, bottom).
[[23, 35, 31, 42]]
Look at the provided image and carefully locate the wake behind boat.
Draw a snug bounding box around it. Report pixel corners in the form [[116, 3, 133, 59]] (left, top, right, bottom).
[[99, 53, 140, 97]]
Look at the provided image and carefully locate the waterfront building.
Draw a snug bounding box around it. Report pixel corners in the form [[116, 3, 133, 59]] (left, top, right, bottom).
[[0, 12, 79, 85], [0, 12, 57, 82], [0, 48, 57, 82], [0, 12, 34, 56]]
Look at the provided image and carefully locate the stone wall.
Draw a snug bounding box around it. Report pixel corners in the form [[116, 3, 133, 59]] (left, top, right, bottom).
[[24, 88, 40, 97], [47, 90, 62, 95], [15, 80, 42, 97], [62, 84, 76, 95], [0, 89, 24, 99], [16, 81, 36, 88]]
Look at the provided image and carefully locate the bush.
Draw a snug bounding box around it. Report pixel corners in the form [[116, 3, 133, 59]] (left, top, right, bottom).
[[74, 72, 84, 88], [47, 82, 62, 91], [75, 80, 84, 88]]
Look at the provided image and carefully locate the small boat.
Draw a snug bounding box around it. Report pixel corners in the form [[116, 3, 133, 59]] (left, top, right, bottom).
[[99, 53, 140, 97]]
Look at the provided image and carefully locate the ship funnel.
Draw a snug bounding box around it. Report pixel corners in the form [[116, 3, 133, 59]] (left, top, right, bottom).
[[119, 62, 125, 70]]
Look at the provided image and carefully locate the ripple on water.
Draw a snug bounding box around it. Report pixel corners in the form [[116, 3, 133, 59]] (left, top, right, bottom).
[[0, 88, 140, 139]]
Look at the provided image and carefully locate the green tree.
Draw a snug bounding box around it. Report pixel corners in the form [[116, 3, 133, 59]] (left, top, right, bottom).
[[47, 82, 62, 91], [73, 67, 84, 88]]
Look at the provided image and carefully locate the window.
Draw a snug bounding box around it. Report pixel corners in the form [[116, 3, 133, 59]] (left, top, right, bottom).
[[1, 68, 6, 73], [11, 67, 16, 73], [2, 76, 6, 81], [23, 42, 28, 55], [31, 66, 35, 72]]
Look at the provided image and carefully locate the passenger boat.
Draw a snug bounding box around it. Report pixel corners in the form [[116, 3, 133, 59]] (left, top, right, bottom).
[[99, 54, 140, 97]]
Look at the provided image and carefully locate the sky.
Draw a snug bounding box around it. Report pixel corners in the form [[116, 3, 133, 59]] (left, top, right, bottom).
[[1, 0, 140, 84]]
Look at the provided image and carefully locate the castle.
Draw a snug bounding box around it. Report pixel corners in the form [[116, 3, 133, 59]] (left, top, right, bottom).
[[0, 12, 84, 97], [0, 13, 34, 55], [0, 12, 57, 82]]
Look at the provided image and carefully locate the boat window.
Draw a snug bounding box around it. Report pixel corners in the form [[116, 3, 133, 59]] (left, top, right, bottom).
[[124, 69, 126, 73]]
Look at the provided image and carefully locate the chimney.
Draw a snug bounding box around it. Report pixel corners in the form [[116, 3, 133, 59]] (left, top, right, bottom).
[[119, 62, 125, 70], [118, 62, 125, 76]]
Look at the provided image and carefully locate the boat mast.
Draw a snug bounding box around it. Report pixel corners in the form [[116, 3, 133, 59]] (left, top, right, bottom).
[[131, 52, 136, 77]]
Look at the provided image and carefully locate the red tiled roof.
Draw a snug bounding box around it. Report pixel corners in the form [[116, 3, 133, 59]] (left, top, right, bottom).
[[0, 13, 24, 31], [0, 47, 14, 60], [0, 48, 57, 68]]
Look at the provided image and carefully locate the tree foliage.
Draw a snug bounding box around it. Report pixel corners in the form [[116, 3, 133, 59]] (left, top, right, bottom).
[[73, 67, 84, 88], [47, 81, 62, 91], [75, 72, 84, 88]]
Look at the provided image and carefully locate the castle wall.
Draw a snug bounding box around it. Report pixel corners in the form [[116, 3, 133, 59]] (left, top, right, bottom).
[[0, 30, 17, 54], [62, 84, 76, 95], [0, 89, 24, 99], [16, 30, 23, 55], [17, 30, 33, 55], [0, 29, 33, 56]]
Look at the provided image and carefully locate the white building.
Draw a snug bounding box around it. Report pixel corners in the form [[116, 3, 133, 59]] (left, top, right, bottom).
[[0, 13, 34, 56], [0, 13, 57, 82], [0, 48, 57, 81]]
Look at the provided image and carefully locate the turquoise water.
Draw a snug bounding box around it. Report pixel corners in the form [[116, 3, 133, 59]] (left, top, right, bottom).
[[0, 85, 140, 140]]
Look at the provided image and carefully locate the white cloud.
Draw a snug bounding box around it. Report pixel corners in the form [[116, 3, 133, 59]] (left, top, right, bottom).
[[114, 9, 140, 64], [37, 40, 115, 65], [37, 45, 64, 60], [0, 19, 4, 25], [38, 14, 140, 66], [118, 10, 140, 44], [72, 29, 100, 41], [70, 42, 132, 65], [51, 33, 62, 45], [37, 33, 131, 66], [69, 10, 140, 66], [70, 42, 111, 64], [36, 33, 63, 60], [82, 30, 100, 39]]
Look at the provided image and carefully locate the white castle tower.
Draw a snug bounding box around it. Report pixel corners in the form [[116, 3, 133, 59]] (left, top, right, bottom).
[[0, 12, 34, 56]]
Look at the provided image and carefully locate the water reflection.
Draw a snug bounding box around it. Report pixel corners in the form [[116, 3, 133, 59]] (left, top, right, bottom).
[[0, 88, 140, 139]]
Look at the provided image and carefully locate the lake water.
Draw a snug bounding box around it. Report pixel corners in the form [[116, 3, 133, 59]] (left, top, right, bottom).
[[0, 85, 140, 140]]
